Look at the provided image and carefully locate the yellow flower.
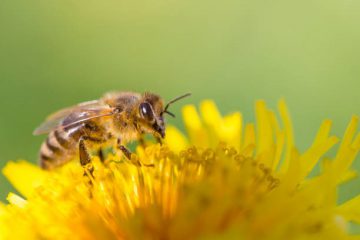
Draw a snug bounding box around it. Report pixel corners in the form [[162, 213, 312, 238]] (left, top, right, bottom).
[[1, 99, 360, 239]]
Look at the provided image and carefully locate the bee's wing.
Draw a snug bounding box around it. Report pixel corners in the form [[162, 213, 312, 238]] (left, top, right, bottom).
[[33, 101, 115, 135], [45, 100, 100, 121]]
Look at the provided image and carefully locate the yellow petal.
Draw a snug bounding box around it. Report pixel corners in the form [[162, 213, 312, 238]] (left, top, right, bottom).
[[2, 160, 48, 198], [337, 195, 360, 224], [199, 100, 222, 127], [164, 125, 189, 152], [242, 123, 255, 157], [333, 116, 359, 173], [221, 112, 242, 150], [268, 110, 285, 171], [255, 100, 274, 158], [182, 104, 209, 147], [6, 192, 27, 208], [340, 170, 358, 183], [278, 99, 294, 173]]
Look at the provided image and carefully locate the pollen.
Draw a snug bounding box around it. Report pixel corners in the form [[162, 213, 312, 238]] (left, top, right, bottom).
[[1, 100, 360, 239]]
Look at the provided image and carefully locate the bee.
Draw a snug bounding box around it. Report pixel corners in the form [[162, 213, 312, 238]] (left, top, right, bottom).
[[33, 91, 191, 175]]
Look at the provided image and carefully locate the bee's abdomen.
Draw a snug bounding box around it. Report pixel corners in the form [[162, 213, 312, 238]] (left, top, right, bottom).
[[39, 121, 106, 169], [40, 129, 79, 169]]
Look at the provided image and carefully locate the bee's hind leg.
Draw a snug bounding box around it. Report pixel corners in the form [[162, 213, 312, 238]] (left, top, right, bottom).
[[79, 136, 106, 182], [79, 138, 95, 183]]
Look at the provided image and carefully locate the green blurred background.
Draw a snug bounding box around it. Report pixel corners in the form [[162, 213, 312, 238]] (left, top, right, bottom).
[[1, 0, 360, 203]]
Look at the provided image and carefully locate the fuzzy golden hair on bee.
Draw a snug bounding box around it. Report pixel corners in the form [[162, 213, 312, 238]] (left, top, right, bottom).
[[33, 91, 191, 172]]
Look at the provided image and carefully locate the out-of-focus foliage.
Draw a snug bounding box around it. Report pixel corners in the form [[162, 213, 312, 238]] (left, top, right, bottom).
[[1, 0, 360, 202]]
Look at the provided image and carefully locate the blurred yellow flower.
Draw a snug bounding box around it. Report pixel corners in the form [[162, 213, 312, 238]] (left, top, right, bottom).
[[1, 99, 360, 240]]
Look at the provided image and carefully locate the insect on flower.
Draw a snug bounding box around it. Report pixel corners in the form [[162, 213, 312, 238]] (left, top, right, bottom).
[[33, 91, 191, 176]]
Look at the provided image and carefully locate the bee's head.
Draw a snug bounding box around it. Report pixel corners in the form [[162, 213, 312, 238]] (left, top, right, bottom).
[[137, 92, 191, 139], [137, 93, 165, 138]]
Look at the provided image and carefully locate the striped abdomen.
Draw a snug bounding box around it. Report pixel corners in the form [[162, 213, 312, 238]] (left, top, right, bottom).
[[39, 122, 105, 169]]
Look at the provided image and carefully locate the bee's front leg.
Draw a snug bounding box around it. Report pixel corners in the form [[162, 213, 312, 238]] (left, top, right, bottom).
[[117, 138, 132, 160]]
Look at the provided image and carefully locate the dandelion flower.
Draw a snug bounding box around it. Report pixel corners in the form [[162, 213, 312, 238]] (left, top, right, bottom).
[[1, 99, 360, 239]]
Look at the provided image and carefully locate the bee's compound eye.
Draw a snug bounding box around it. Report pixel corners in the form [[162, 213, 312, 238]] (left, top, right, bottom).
[[139, 102, 154, 122]]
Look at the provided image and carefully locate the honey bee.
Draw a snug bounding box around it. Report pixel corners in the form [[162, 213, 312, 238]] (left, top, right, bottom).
[[34, 91, 191, 175]]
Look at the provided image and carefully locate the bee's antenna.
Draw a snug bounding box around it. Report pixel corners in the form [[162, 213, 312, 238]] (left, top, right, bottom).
[[162, 93, 191, 118], [163, 110, 176, 118]]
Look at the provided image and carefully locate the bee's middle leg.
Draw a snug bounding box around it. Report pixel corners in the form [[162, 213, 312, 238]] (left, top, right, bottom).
[[117, 138, 154, 167], [117, 138, 146, 166]]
